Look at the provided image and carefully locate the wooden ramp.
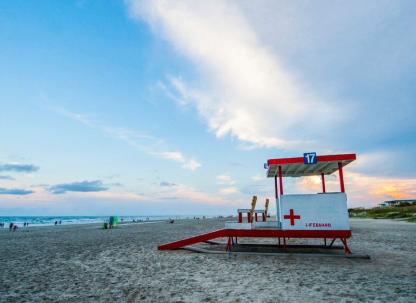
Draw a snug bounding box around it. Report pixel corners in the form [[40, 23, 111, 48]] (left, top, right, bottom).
[[158, 229, 227, 250], [158, 228, 353, 254]]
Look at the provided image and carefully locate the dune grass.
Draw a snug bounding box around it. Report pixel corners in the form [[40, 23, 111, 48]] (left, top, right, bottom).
[[349, 205, 416, 223]]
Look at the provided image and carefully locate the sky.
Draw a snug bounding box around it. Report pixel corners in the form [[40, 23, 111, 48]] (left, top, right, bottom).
[[0, 0, 415, 216]]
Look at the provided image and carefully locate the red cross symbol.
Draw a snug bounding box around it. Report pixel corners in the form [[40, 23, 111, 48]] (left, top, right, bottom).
[[284, 209, 301, 226]]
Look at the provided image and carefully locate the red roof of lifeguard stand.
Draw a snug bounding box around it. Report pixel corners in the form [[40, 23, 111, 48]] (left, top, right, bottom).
[[267, 153, 356, 177]]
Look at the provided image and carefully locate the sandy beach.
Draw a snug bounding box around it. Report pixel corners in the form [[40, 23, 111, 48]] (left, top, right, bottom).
[[1, 218, 415, 302]]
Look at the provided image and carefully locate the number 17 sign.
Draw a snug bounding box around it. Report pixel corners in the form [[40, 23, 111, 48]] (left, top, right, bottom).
[[304, 152, 317, 164]]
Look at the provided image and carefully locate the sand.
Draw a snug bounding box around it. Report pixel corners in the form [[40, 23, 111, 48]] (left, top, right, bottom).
[[0, 218, 415, 302]]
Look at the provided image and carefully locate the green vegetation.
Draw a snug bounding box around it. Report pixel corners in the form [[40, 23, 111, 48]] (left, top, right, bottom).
[[349, 205, 416, 223]]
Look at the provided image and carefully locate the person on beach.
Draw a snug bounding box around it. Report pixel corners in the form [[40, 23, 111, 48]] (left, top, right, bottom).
[[13, 225, 17, 231], [9, 223, 13, 231], [54, 221, 58, 226]]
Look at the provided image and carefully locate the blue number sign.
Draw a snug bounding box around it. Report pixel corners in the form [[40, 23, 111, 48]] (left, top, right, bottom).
[[304, 152, 317, 164]]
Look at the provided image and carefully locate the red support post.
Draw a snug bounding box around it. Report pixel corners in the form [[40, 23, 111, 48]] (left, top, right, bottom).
[[321, 173, 326, 193], [340, 238, 351, 255], [338, 162, 345, 193], [226, 237, 232, 252], [247, 212, 251, 223], [262, 213, 266, 221], [278, 166, 284, 195], [238, 212, 242, 223], [255, 213, 258, 222]]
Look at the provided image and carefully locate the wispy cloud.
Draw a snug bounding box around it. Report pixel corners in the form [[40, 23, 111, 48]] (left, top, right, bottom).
[[157, 183, 231, 205], [0, 163, 39, 173], [216, 174, 240, 195], [216, 174, 235, 185], [157, 151, 201, 171], [127, 0, 416, 208], [0, 175, 15, 180], [219, 186, 239, 195], [49, 180, 108, 194], [53, 107, 201, 171], [0, 187, 34, 195], [159, 181, 176, 187], [128, 0, 335, 149]]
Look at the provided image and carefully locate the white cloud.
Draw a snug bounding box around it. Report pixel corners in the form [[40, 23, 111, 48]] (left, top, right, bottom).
[[182, 158, 201, 171], [165, 183, 230, 204], [157, 151, 184, 162], [128, 0, 336, 149], [158, 151, 201, 171], [54, 107, 201, 171], [219, 186, 239, 195], [216, 174, 235, 185], [0, 181, 236, 207]]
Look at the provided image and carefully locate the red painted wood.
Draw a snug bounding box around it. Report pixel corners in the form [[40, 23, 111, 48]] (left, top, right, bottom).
[[158, 229, 352, 250], [338, 162, 345, 192], [321, 173, 326, 193], [267, 153, 356, 166], [223, 229, 352, 238], [283, 209, 301, 226], [158, 229, 226, 250]]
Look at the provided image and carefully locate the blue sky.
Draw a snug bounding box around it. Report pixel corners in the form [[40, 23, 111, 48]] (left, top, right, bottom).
[[0, 0, 415, 215]]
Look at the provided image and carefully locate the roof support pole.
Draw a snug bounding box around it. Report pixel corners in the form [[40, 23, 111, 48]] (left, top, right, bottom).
[[274, 174, 281, 227], [278, 166, 284, 195], [274, 175, 278, 199], [321, 173, 326, 193], [338, 162, 345, 193]]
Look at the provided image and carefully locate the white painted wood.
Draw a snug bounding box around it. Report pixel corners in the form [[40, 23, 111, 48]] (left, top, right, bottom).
[[279, 193, 350, 230], [224, 222, 252, 229]]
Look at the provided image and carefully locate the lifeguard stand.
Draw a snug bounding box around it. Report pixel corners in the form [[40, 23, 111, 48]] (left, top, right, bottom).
[[158, 153, 357, 256]]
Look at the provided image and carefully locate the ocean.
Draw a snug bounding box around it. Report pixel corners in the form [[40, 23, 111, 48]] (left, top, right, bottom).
[[0, 215, 211, 227]]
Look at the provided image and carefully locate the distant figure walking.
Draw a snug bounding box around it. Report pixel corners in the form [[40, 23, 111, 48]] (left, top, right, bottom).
[[9, 223, 13, 231], [13, 225, 17, 231], [54, 221, 58, 226]]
